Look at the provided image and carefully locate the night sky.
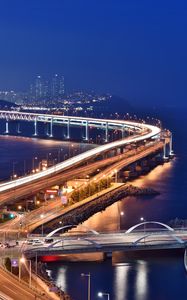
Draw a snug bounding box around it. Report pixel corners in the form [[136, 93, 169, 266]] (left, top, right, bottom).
[[0, 0, 187, 106]]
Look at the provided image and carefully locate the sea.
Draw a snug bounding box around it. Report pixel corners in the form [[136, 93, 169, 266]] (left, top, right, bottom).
[[0, 106, 187, 300]]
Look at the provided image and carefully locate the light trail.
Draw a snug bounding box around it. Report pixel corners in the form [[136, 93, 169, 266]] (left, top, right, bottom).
[[0, 113, 161, 192]]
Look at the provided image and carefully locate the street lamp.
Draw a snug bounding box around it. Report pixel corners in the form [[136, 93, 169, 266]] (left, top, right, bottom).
[[58, 148, 63, 163], [12, 161, 17, 179], [98, 291, 110, 300], [19, 256, 32, 288], [17, 205, 25, 213], [40, 214, 44, 236], [140, 217, 146, 243], [81, 272, 91, 300], [32, 156, 38, 171]]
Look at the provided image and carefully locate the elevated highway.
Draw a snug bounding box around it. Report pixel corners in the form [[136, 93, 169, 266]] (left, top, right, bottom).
[[0, 139, 163, 206], [0, 111, 162, 196]]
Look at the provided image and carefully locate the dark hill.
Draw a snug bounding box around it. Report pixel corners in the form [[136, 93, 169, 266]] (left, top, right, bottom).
[[0, 99, 18, 109]]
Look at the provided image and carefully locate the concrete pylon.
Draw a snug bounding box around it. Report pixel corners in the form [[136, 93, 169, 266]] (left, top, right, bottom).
[[5, 120, 9, 134], [33, 118, 38, 136]]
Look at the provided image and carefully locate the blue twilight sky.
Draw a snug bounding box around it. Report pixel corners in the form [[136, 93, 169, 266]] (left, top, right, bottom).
[[0, 0, 187, 106]]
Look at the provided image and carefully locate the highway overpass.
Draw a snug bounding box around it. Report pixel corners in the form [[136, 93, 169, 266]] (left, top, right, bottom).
[[24, 222, 187, 258], [0, 111, 162, 194]]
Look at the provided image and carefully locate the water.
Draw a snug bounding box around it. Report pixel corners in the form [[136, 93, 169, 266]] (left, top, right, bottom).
[[0, 136, 94, 181], [45, 107, 187, 300], [1, 108, 187, 299]]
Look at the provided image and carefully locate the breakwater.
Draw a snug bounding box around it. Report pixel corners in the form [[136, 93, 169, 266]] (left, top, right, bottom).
[[37, 184, 159, 233]]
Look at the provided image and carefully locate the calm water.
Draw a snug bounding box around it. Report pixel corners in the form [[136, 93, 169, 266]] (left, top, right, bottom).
[[1, 108, 187, 299], [46, 107, 187, 300]]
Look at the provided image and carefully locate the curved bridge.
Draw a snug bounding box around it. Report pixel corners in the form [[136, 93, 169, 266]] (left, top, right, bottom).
[[0, 111, 161, 193]]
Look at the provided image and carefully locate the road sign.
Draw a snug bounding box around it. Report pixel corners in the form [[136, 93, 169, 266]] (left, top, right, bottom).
[[61, 196, 68, 204], [46, 189, 58, 195]]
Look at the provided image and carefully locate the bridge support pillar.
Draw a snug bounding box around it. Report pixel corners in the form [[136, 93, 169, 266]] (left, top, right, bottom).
[[67, 118, 70, 139], [103, 252, 112, 261], [49, 118, 53, 137], [163, 143, 167, 159], [169, 133, 174, 156], [120, 147, 124, 154], [184, 249, 187, 272], [5, 120, 9, 134], [17, 123, 21, 134], [105, 122, 108, 142], [85, 120, 89, 141], [122, 126, 125, 139], [46, 123, 49, 136], [33, 118, 38, 136]]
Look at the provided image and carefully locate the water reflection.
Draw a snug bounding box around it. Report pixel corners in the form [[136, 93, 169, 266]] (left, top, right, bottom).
[[56, 266, 67, 291], [135, 261, 148, 300], [114, 263, 130, 300], [78, 159, 176, 232]]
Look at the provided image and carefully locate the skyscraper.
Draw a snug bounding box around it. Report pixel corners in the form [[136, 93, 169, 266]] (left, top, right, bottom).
[[35, 75, 43, 99], [59, 75, 65, 96], [51, 74, 65, 99], [29, 74, 65, 102]]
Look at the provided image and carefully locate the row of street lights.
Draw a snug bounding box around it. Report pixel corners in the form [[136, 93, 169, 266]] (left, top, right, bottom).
[[11, 146, 77, 179]]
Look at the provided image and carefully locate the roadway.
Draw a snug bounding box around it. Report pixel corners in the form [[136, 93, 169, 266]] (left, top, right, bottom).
[[23, 229, 187, 257], [0, 139, 164, 239], [0, 139, 164, 207], [0, 267, 47, 300], [0, 114, 161, 193], [0, 140, 164, 236]]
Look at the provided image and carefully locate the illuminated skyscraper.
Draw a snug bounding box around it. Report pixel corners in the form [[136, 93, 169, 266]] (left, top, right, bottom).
[[35, 75, 43, 99], [51, 74, 65, 99]]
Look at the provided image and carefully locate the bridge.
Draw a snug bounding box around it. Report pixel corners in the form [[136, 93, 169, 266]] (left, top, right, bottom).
[[0, 110, 165, 196], [24, 222, 187, 259]]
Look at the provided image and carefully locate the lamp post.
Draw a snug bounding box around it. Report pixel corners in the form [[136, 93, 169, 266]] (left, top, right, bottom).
[[19, 256, 32, 288], [117, 202, 124, 231], [81, 272, 91, 300], [12, 161, 17, 179], [17, 205, 25, 213], [58, 148, 63, 163], [46, 152, 51, 166], [40, 213, 44, 236], [32, 156, 38, 173], [140, 217, 146, 243], [98, 291, 110, 300], [26, 200, 33, 212]]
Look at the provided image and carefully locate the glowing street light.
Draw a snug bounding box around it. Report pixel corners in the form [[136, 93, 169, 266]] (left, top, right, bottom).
[[98, 291, 110, 300], [140, 217, 146, 243], [19, 256, 32, 287]]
